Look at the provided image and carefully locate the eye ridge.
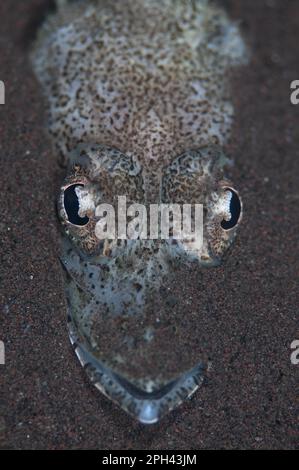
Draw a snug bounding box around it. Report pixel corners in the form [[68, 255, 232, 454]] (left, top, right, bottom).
[[221, 189, 241, 230], [64, 184, 89, 226]]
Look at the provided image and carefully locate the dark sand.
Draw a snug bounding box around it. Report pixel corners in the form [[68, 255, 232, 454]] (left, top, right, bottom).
[[0, 0, 298, 449]]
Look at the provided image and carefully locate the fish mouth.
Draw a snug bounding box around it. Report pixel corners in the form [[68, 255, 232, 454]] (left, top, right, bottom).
[[68, 315, 205, 424]]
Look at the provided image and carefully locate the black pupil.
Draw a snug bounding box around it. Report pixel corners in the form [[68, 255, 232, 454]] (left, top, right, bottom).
[[64, 184, 89, 226], [221, 189, 241, 230]]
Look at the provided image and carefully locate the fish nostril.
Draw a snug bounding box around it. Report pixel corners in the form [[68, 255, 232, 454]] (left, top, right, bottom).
[[63, 184, 89, 226]]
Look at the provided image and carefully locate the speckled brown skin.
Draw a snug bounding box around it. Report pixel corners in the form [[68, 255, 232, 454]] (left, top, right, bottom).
[[31, 0, 248, 423], [32, 0, 248, 174]]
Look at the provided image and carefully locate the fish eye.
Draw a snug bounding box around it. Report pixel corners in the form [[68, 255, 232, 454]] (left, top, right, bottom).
[[63, 184, 89, 226], [221, 188, 242, 230]]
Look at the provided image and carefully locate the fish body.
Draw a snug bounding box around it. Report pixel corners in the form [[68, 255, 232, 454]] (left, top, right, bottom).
[[32, 0, 248, 423]]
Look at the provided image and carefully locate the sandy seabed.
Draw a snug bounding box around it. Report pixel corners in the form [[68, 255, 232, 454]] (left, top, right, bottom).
[[0, 0, 298, 450]]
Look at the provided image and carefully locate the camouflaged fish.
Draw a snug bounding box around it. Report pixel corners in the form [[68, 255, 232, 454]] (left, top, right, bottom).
[[31, 0, 248, 423]]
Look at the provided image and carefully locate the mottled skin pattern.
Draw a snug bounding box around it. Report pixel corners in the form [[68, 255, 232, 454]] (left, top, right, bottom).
[[32, 0, 248, 423]]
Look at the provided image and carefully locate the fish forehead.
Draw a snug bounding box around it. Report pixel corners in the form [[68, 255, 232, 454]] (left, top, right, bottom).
[[32, 0, 248, 169]]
